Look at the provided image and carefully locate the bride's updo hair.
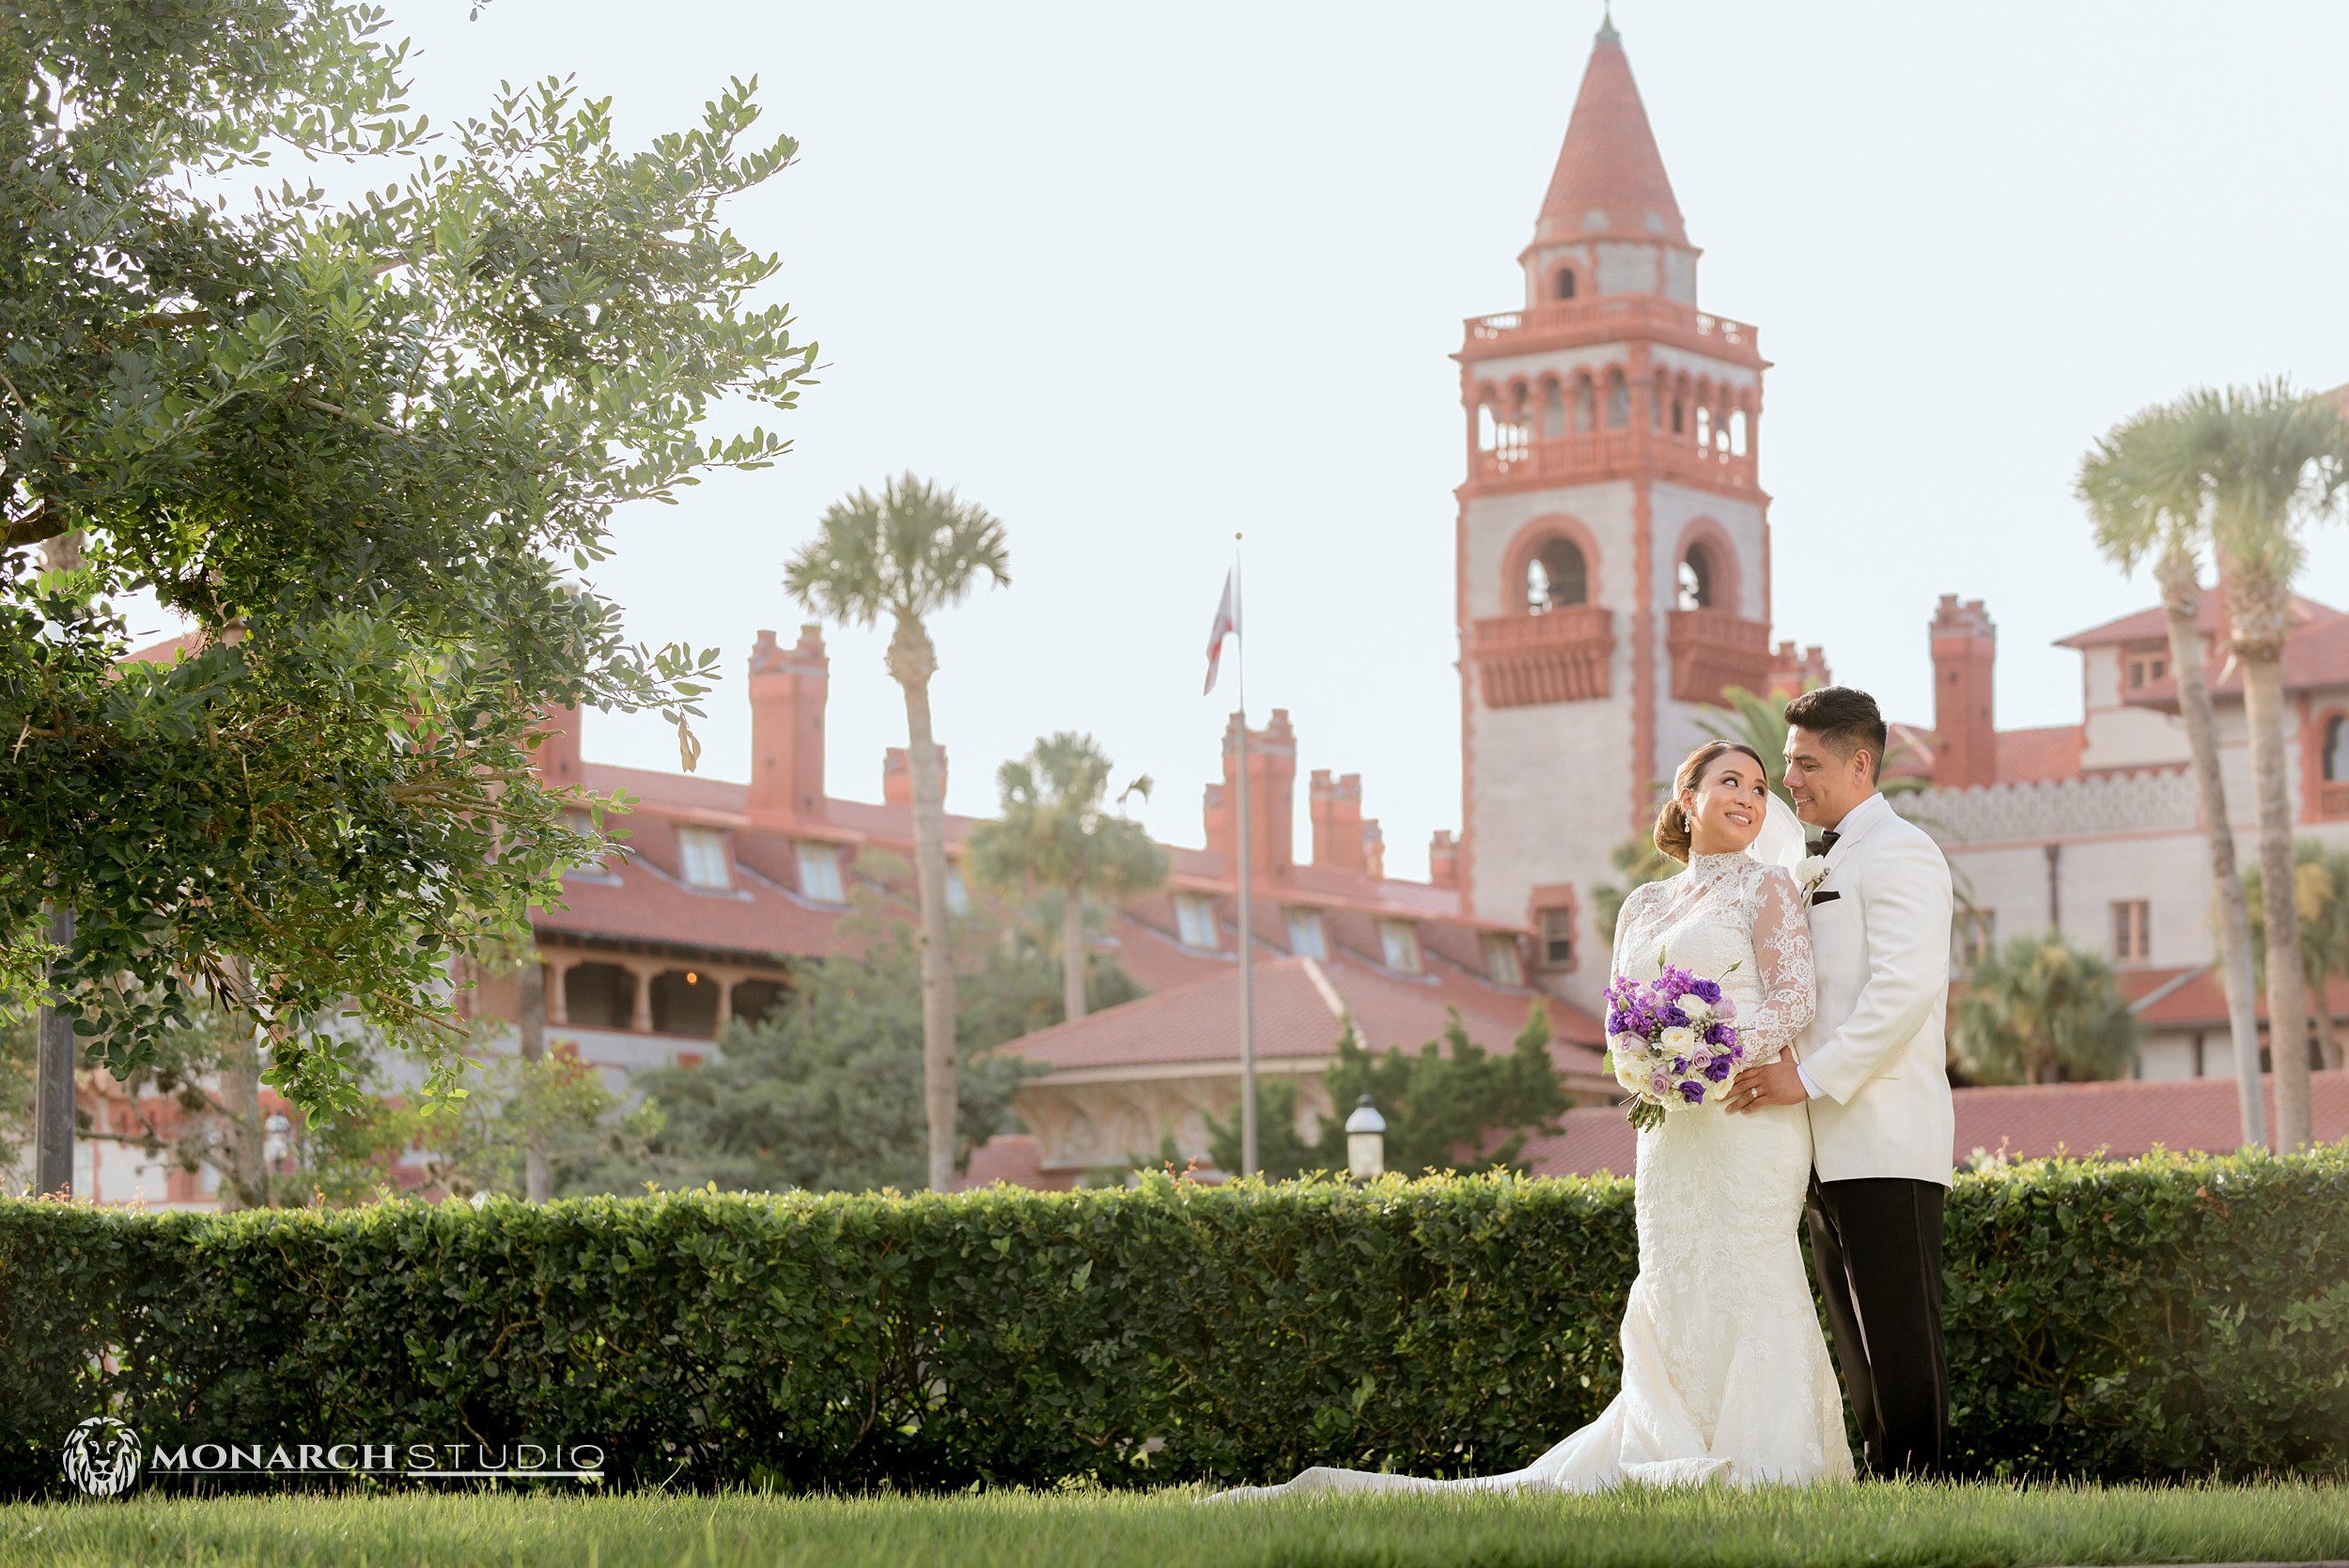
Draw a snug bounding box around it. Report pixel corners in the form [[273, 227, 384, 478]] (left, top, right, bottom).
[[1654, 739, 1767, 862]]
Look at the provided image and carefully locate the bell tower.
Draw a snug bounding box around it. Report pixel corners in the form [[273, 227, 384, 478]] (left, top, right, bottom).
[[1455, 14, 1772, 1011]]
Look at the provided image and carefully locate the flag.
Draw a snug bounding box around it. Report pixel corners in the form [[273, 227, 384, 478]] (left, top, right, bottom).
[[1203, 569, 1237, 694]]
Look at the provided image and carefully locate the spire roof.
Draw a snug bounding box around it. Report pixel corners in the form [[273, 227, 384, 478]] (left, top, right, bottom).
[[1537, 19, 1688, 248]]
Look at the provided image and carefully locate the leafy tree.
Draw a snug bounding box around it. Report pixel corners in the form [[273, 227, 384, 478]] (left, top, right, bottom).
[[2081, 398, 2271, 1142], [0, 4, 816, 1118], [1952, 931, 2139, 1086], [1206, 1003, 1568, 1179], [785, 476, 1010, 1190], [965, 733, 1168, 1024], [2242, 839, 2349, 1072], [614, 882, 1118, 1195]]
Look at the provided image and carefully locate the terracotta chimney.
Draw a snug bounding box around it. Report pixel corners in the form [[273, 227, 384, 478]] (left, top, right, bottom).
[[1929, 596, 1997, 789], [1309, 770, 1367, 874], [882, 745, 947, 805], [747, 626, 829, 818], [1766, 640, 1831, 698], [1203, 708, 1298, 881], [1428, 830, 1460, 889], [530, 705, 583, 788]]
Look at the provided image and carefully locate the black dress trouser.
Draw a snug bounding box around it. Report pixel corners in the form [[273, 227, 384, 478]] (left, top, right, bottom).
[[1804, 1175, 1949, 1477]]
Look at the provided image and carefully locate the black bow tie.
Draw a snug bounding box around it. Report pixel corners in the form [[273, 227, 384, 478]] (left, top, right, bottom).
[[1809, 831, 1840, 857]]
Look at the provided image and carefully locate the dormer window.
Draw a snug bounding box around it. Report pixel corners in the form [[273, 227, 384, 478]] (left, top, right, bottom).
[[677, 827, 732, 890], [1555, 269, 1577, 300], [1378, 919, 1422, 974], [795, 842, 847, 903], [1174, 893, 1220, 951], [1484, 932, 1525, 986], [1287, 908, 1328, 961]]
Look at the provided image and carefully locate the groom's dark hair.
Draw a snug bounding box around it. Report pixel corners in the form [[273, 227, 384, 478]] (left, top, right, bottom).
[[1782, 686, 1889, 781]]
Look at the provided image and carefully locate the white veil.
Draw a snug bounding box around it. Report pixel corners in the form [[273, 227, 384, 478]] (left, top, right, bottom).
[[1747, 790, 1808, 871]]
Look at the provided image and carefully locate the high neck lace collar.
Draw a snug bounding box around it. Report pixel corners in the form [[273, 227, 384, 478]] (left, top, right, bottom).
[[1683, 850, 1751, 883]]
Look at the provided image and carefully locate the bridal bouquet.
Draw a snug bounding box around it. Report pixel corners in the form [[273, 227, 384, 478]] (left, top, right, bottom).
[[1601, 957, 1749, 1131]]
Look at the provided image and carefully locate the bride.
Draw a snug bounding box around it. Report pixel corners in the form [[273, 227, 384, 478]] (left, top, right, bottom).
[[1216, 739, 1853, 1497]]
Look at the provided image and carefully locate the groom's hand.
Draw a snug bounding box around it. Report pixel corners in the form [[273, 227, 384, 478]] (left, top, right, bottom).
[[1727, 1056, 1808, 1113]]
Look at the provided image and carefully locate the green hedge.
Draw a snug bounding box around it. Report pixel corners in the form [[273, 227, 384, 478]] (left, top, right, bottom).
[[3, 1148, 2346, 1494]]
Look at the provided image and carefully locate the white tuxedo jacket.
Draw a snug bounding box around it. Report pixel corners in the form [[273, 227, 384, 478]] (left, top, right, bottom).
[[1787, 792, 1956, 1187]]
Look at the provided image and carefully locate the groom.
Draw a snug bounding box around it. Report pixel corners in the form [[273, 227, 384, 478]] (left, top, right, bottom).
[[1728, 686, 1956, 1477]]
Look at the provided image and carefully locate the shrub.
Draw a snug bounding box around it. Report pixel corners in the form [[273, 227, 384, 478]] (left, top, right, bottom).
[[2, 1148, 2344, 1495]]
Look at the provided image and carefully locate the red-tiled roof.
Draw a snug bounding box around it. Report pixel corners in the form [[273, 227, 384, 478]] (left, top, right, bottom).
[[123, 630, 207, 665], [2118, 966, 2349, 1030], [955, 1135, 1076, 1193], [1994, 724, 2086, 784], [1524, 1071, 2349, 1178], [1002, 955, 1608, 1082]]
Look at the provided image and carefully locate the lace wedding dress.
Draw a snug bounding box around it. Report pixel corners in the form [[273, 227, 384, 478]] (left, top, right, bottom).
[[1218, 849, 1853, 1497]]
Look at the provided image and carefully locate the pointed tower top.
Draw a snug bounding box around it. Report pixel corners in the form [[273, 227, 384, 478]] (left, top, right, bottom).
[[1595, 3, 1619, 44], [1535, 18, 1687, 251]]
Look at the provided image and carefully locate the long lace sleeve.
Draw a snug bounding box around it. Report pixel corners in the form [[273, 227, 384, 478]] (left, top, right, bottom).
[[1740, 867, 1816, 1063]]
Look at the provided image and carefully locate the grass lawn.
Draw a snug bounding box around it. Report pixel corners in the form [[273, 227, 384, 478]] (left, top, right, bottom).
[[0, 1481, 2345, 1567]]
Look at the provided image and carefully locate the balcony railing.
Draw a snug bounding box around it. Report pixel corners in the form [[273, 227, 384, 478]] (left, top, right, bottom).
[[1469, 606, 1615, 707], [1463, 296, 1762, 363], [1667, 608, 1771, 706], [1472, 430, 1757, 492]]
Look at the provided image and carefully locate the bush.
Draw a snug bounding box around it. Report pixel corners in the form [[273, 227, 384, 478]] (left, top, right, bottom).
[[3, 1148, 2345, 1495]]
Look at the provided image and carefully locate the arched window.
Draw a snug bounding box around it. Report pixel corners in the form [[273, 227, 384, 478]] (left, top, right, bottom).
[[1527, 537, 1589, 612], [1556, 269, 1577, 301], [1605, 370, 1630, 428], [2327, 714, 2348, 782], [1540, 381, 1566, 441], [1729, 408, 1749, 457], [1671, 396, 1685, 435], [1677, 544, 1716, 611], [1574, 377, 1596, 433], [1476, 401, 1498, 453], [1694, 405, 1712, 450]]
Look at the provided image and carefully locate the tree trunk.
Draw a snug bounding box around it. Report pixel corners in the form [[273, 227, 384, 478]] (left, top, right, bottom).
[[214, 1024, 269, 1211], [890, 615, 959, 1192], [32, 904, 75, 1198], [518, 955, 551, 1203], [2155, 548, 2265, 1146], [1062, 883, 1088, 1023], [2242, 652, 2314, 1148], [2310, 962, 2342, 1071]]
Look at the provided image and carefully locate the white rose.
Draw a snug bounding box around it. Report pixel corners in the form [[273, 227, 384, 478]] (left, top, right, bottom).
[[1681, 997, 1714, 1027], [1657, 1026, 1696, 1055], [1797, 854, 1829, 890]]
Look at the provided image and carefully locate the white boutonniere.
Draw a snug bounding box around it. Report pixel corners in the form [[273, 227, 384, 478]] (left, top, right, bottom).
[[1796, 854, 1834, 907]]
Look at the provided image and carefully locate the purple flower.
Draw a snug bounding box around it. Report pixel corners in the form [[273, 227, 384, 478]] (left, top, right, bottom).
[[1677, 1080, 1707, 1104], [1705, 1023, 1734, 1048], [1671, 1057, 1687, 1074], [1703, 1058, 1733, 1082], [1664, 1006, 1689, 1029], [1713, 996, 1738, 1022], [1690, 979, 1722, 1003]]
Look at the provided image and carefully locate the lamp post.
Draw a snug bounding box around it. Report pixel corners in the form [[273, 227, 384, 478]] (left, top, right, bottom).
[[1345, 1094, 1386, 1179]]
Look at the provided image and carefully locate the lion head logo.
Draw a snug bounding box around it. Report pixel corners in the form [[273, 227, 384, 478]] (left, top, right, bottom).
[[61, 1417, 142, 1497]]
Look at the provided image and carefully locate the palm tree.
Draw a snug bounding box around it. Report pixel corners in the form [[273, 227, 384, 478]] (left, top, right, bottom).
[[2243, 840, 2349, 1073], [786, 474, 1010, 1191], [1952, 931, 2139, 1087], [2199, 382, 2349, 1148], [965, 733, 1169, 1024], [2078, 401, 2266, 1147]]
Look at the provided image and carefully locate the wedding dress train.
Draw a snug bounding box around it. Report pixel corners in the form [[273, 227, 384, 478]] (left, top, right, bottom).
[[1218, 849, 1853, 1498]]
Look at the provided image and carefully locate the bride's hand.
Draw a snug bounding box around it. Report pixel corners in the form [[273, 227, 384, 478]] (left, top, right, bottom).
[[1727, 1056, 1807, 1113]]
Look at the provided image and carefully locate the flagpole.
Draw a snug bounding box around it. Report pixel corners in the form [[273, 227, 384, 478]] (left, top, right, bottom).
[[1233, 536, 1257, 1178]]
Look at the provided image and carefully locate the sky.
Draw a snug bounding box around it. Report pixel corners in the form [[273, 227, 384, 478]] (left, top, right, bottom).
[[240, 0, 2349, 878]]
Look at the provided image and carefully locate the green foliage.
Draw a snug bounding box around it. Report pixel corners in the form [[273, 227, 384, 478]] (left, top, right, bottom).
[[607, 886, 1128, 1194], [1952, 931, 2139, 1085], [0, 5, 817, 1114], [5, 1148, 2349, 1494], [782, 475, 1012, 639], [2242, 839, 2349, 1012], [1205, 1005, 1566, 1179]]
